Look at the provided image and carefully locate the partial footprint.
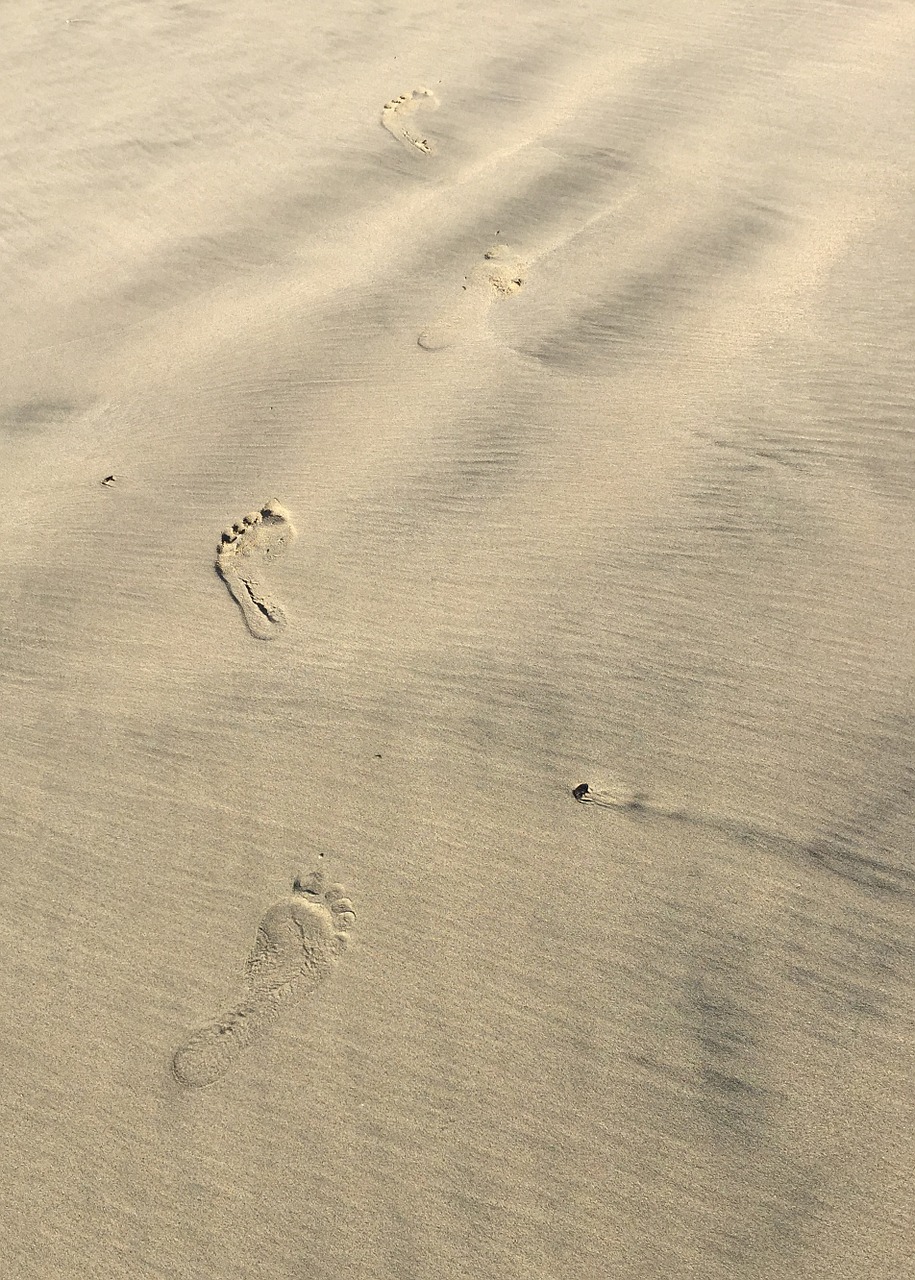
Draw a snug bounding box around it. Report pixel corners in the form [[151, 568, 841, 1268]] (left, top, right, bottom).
[[216, 500, 296, 640], [172, 872, 355, 1088], [380, 88, 439, 154], [418, 244, 526, 351]]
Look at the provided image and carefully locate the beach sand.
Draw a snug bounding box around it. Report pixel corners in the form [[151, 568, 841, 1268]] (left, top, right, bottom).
[[1, 2, 913, 1276]]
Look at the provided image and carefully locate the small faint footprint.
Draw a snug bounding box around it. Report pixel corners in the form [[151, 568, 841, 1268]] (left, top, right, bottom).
[[172, 872, 355, 1089], [418, 244, 526, 351], [216, 500, 296, 640], [380, 88, 439, 154]]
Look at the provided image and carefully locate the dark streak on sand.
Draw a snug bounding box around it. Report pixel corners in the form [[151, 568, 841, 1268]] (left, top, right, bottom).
[[571, 782, 915, 900]]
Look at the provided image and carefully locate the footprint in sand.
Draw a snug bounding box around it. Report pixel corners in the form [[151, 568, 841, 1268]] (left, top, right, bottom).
[[172, 872, 355, 1089], [216, 500, 296, 640], [418, 244, 526, 351], [380, 87, 439, 154]]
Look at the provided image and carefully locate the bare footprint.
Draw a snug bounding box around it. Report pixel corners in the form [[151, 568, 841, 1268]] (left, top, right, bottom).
[[215, 500, 296, 640], [172, 872, 355, 1089], [380, 87, 439, 154], [418, 244, 526, 351]]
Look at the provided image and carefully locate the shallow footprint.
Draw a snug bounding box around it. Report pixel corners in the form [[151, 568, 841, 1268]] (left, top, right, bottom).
[[172, 872, 355, 1089], [418, 244, 526, 351], [216, 500, 296, 640], [380, 87, 439, 154]]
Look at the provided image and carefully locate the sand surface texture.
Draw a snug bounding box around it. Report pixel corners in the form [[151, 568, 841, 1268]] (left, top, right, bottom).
[[2, 2, 914, 1278]]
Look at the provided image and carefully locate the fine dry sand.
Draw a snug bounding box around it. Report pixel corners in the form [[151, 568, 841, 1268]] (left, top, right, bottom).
[[1, 2, 914, 1277]]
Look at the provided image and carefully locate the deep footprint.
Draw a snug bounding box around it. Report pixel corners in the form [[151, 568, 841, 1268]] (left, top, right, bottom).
[[418, 244, 526, 351], [216, 500, 296, 640], [380, 88, 439, 154], [172, 872, 355, 1088]]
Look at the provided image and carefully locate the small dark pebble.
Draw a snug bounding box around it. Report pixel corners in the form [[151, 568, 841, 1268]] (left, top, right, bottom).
[[572, 783, 590, 802]]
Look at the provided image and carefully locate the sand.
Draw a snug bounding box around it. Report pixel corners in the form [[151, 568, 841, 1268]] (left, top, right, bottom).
[[1, 2, 913, 1277]]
